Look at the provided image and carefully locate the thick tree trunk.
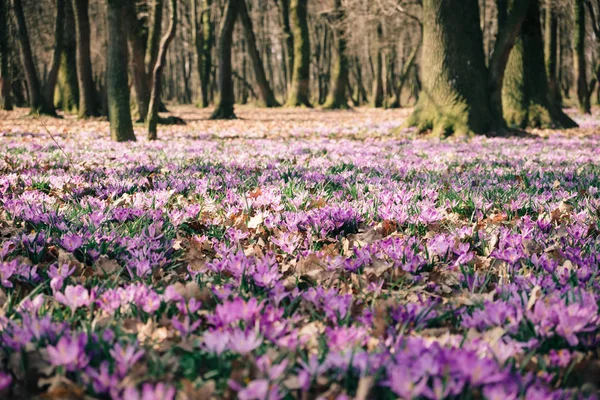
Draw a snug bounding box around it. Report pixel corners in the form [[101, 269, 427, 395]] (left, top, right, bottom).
[[0, 0, 12, 110], [285, 0, 311, 107], [544, 1, 561, 105], [239, 0, 280, 107], [146, 0, 164, 78], [210, 0, 239, 119], [502, 0, 577, 128], [72, 0, 98, 117], [573, 0, 591, 114], [323, 0, 349, 109], [147, 0, 177, 140], [371, 23, 384, 108], [107, 0, 136, 141], [124, 0, 150, 121], [407, 0, 494, 136], [56, 0, 79, 113], [13, 0, 53, 114]]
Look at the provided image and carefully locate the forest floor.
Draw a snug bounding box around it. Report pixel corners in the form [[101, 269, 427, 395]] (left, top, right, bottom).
[[1, 106, 600, 399]]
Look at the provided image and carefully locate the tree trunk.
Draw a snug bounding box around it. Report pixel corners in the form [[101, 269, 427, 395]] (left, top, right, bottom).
[[210, 0, 239, 119], [239, 0, 280, 107], [107, 0, 136, 141], [502, 0, 577, 128], [406, 0, 494, 136], [125, 0, 150, 121], [0, 0, 12, 110], [43, 0, 66, 114], [72, 0, 98, 117], [573, 0, 591, 114], [193, 0, 213, 108], [285, 0, 311, 107], [371, 23, 384, 108], [390, 30, 422, 109], [147, 0, 177, 140], [544, 1, 561, 105], [13, 0, 53, 114], [278, 0, 294, 93], [56, 0, 79, 113], [323, 0, 349, 109], [146, 0, 164, 78]]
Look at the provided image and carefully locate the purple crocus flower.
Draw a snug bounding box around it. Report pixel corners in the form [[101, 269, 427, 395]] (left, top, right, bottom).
[[55, 285, 91, 314], [61, 234, 84, 252]]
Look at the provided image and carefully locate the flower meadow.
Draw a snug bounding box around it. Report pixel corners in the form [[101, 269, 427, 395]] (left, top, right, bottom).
[[1, 108, 600, 399]]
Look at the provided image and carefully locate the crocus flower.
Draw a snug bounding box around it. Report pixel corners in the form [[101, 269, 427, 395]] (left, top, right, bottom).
[[55, 285, 91, 314]]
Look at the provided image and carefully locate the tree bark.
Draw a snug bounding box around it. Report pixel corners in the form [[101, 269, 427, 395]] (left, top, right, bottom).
[[406, 0, 493, 136], [72, 0, 98, 117], [210, 0, 239, 119], [371, 23, 384, 108], [285, 0, 311, 107], [13, 0, 53, 114], [502, 0, 577, 128], [0, 0, 12, 110], [573, 0, 591, 114], [277, 0, 294, 93], [124, 0, 150, 121], [193, 0, 213, 108], [323, 0, 349, 109], [147, 0, 177, 140], [106, 0, 136, 141], [239, 0, 280, 107], [390, 29, 422, 109]]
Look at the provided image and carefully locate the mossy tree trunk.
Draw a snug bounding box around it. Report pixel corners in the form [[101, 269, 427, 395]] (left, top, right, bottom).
[[406, 0, 493, 136], [285, 0, 311, 107], [210, 0, 239, 119], [56, 0, 79, 113], [0, 0, 12, 111], [323, 0, 349, 109], [573, 0, 592, 114], [192, 0, 213, 108], [502, 0, 577, 128], [147, 0, 177, 140], [239, 0, 280, 107], [371, 23, 384, 108], [124, 0, 150, 121], [544, 0, 561, 105], [72, 0, 98, 117], [43, 0, 66, 114], [107, 0, 136, 141]]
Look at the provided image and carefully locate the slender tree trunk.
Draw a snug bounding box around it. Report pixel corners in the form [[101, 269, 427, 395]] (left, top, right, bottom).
[[57, 0, 79, 113], [390, 30, 422, 109], [72, 0, 98, 117], [148, 0, 177, 140], [278, 0, 294, 93], [107, 0, 136, 141], [371, 23, 384, 108], [285, 0, 311, 107], [0, 0, 12, 110], [323, 0, 349, 109], [406, 0, 493, 136], [210, 0, 239, 119], [125, 0, 150, 122], [146, 0, 164, 78], [573, 0, 591, 113], [239, 0, 280, 107], [13, 0, 52, 114], [43, 0, 66, 114], [545, 0, 562, 105], [502, 0, 577, 128], [193, 0, 213, 108]]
